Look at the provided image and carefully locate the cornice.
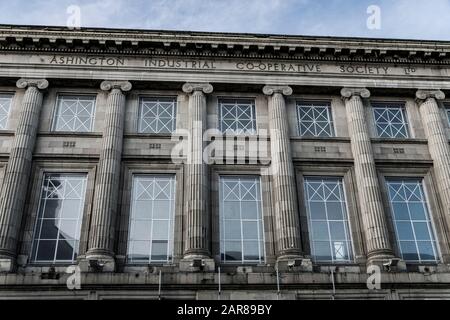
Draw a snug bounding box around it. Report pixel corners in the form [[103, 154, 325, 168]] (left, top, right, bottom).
[[1, 24, 450, 65]]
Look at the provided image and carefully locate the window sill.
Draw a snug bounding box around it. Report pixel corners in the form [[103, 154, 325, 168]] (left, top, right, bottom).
[[208, 133, 264, 139], [314, 264, 361, 273], [371, 138, 428, 144], [0, 130, 14, 136], [124, 133, 175, 139], [290, 136, 350, 143], [38, 131, 102, 138]]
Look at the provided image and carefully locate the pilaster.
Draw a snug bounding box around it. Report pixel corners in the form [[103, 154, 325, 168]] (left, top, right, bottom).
[[180, 83, 215, 271], [416, 89, 450, 235], [341, 87, 395, 266], [0, 78, 48, 272], [85, 80, 131, 272], [263, 85, 303, 263]]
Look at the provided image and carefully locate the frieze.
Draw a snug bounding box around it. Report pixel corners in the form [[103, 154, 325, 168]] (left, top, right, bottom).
[[0, 53, 449, 78]]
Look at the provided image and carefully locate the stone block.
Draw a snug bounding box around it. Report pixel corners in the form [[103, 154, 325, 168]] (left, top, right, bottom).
[[179, 258, 215, 272], [0, 259, 14, 273]]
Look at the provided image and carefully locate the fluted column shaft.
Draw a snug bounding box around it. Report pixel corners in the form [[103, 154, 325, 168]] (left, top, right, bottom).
[[341, 88, 393, 261], [416, 90, 450, 222], [263, 85, 302, 258], [87, 81, 131, 258], [182, 83, 213, 258], [0, 78, 48, 260]]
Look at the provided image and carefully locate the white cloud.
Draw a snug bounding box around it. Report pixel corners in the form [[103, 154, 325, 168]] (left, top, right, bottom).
[[0, 0, 450, 40], [379, 0, 450, 40], [136, 0, 306, 33]]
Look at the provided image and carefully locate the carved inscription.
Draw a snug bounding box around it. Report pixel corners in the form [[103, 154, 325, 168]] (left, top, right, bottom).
[[4, 54, 431, 77], [50, 55, 125, 66], [315, 146, 327, 153], [63, 141, 76, 148], [149, 143, 162, 149]]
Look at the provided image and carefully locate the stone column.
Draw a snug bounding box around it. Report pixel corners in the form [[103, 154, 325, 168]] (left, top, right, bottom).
[[85, 80, 131, 272], [416, 90, 450, 228], [0, 78, 48, 272], [180, 82, 215, 271], [341, 88, 394, 265], [263, 85, 304, 267]]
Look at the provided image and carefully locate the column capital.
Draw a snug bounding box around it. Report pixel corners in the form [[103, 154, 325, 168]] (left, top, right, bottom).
[[341, 87, 371, 99], [100, 80, 132, 92], [262, 85, 293, 96], [416, 89, 445, 102], [16, 78, 49, 90], [182, 82, 213, 94]]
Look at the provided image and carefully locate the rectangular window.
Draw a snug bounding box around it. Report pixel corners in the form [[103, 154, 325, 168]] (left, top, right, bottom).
[[219, 99, 257, 134], [446, 106, 450, 127], [386, 178, 439, 263], [0, 93, 12, 130], [297, 102, 335, 137], [31, 174, 87, 263], [138, 97, 177, 134], [304, 177, 353, 263], [373, 103, 409, 138], [53, 95, 96, 132], [127, 175, 176, 264], [219, 176, 265, 264]]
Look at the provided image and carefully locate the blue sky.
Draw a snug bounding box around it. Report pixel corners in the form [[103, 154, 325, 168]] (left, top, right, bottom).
[[1, 0, 450, 40]]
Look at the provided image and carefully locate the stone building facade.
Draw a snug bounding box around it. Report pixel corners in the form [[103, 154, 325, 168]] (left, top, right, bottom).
[[0, 25, 449, 299]]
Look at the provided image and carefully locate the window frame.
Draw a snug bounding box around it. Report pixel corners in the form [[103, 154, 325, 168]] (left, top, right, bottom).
[[211, 166, 275, 268], [371, 102, 410, 139], [384, 177, 441, 264], [118, 163, 184, 269], [126, 174, 177, 264], [19, 162, 96, 270], [444, 104, 450, 128], [137, 96, 177, 134], [296, 165, 363, 266], [378, 167, 448, 265], [296, 100, 336, 138], [218, 98, 257, 135], [303, 176, 354, 264], [52, 94, 97, 133], [0, 92, 13, 130], [218, 175, 266, 265], [30, 173, 88, 264]]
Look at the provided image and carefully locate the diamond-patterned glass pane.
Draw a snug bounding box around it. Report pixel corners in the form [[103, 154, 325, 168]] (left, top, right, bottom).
[[127, 175, 176, 264], [0, 94, 12, 130], [387, 178, 439, 263], [297, 102, 335, 137], [54, 96, 96, 132], [31, 174, 87, 263], [373, 103, 409, 138], [304, 177, 353, 263], [220, 176, 265, 263], [219, 99, 257, 134], [139, 97, 176, 134]]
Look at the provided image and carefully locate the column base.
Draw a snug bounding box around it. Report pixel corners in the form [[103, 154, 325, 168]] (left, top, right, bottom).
[[81, 253, 115, 272], [367, 255, 407, 272], [276, 255, 313, 272], [0, 258, 15, 273], [179, 254, 215, 272]]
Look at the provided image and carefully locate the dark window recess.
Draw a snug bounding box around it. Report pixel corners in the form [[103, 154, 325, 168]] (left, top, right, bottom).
[[315, 146, 327, 153], [63, 141, 76, 148], [149, 143, 162, 149]]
